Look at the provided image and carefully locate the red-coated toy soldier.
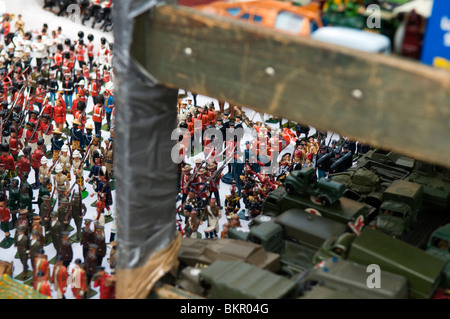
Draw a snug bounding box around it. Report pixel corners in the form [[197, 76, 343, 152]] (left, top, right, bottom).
[[0, 192, 11, 238], [34, 270, 51, 298], [8, 128, 23, 161], [51, 255, 68, 299], [71, 258, 88, 299], [93, 266, 116, 299], [0, 143, 15, 172], [54, 97, 66, 131], [16, 145, 31, 181]]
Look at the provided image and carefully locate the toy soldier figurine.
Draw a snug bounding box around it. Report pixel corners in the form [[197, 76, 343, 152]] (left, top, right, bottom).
[[87, 134, 100, 168], [14, 224, 29, 279], [16, 145, 31, 182], [71, 190, 86, 241], [206, 162, 221, 208], [0, 163, 10, 192], [33, 249, 50, 283], [0, 143, 15, 174], [82, 124, 94, 163], [81, 219, 94, 259], [180, 164, 193, 205], [40, 114, 53, 147], [59, 144, 72, 181], [85, 243, 99, 286], [18, 185, 32, 225], [70, 119, 83, 152], [31, 216, 45, 246], [103, 138, 114, 178], [224, 183, 241, 220], [316, 146, 331, 179], [50, 128, 64, 161], [51, 255, 68, 299], [72, 150, 84, 190], [93, 267, 116, 299], [16, 210, 29, 237], [53, 164, 69, 194], [8, 179, 20, 227], [29, 230, 43, 274], [59, 231, 73, 268], [201, 198, 221, 238], [58, 196, 71, 227], [38, 176, 51, 209], [49, 211, 63, 255], [86, 155, 101, 188], [31, 138, 46, 189], [34, 270, 51, 298], [71, 258, 88, 299], [93, 225, 106, 266], [8, 128, 22, 161]]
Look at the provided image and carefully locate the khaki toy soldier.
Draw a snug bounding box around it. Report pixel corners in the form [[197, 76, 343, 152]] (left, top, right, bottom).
[[14, 225, 29, 279], [59, 144, 72, 181], [72, 150, 84, 190], [29, 230, 44, 272], [40, 195, 53, 239], [103, 138, 114, 178], [31, 216, 45, 245], [59, 231, 73, 268], [93, 225, 106, 266], [53, 164, 69, 194], [58, 196, 71, 228], [71, 191, 86, 241], [85, 243, 99, 286], [81, 219, 94, 259], [49, 211, 63, 255], [38, 157, 51, 188]]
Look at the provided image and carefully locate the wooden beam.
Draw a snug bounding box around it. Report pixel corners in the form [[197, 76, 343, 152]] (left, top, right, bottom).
[[132, 4, 450, 168]]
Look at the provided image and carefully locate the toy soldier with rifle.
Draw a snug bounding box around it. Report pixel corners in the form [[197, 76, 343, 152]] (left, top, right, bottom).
[[0, 142, 15, 174], [40, 114, 53, 147], [31, 138, 45, 189], [8, 127, 23, 161], [53, 164, 70, 195]]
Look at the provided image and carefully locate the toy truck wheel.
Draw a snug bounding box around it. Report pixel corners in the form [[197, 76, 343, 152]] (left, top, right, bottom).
[[318, 195, 332, 206], [285, 183, 295, 195]]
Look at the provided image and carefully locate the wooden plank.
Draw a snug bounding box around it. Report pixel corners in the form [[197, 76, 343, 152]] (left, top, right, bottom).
[[131, 4, 450, 168]]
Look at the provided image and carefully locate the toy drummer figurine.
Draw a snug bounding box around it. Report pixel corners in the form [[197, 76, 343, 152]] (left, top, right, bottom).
[[51, 128, 64, 161], [70, 118, 83, 152], [59, 144, 72, 181], [201, 198, 221, 239], [224, 182, 241, 221], [53, 164, 70, 195]]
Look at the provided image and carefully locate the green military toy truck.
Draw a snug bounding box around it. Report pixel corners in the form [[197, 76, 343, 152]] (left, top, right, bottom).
[[313, 227, 446, 299], [373, 179, 423, 239], [263, 167, 376, 226], [426, 223, 450, 294], [228, 208, 347, 277]]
